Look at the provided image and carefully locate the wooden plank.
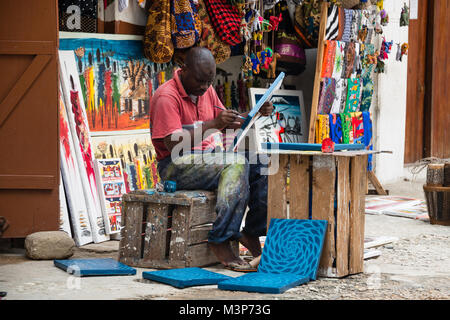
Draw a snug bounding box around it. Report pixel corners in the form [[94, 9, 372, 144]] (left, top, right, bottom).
[[308, 1, 329, 143], [0, 40, 55, 55], [367, 170, 388, 195], [122, 193, 192, 206], [0, 174, 57, 189], [349, 155, 367, 274], [118, 202, 143, 264], [267, 154, 289, 230], [190, 197, 216, 227], [311, 155, 336, 277], [289, 155, 310, 219], [169, 205, 190, 263], [188, 225, 212, 245], [143, 203, 170, 261], [336, 157, 350, 277], [185, 243, 220, 268]]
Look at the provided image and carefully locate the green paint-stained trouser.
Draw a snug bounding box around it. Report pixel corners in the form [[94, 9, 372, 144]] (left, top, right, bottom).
[[157, 151, 268, 243]]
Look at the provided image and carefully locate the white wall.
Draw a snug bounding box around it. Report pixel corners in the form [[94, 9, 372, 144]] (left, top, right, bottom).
[[373, 1, 409, 184]]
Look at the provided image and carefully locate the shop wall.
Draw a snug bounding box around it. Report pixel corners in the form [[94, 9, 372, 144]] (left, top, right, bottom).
[[373, 1, 409, 184]]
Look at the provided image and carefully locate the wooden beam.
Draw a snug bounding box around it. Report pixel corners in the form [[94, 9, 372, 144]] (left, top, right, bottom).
[[368, 170, 388, 195], [308, 1, 329, 143]]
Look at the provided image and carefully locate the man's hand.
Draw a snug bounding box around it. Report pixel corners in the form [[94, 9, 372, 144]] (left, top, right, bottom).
[[214, 109, 240, 129], [259, 101, 274, 117]]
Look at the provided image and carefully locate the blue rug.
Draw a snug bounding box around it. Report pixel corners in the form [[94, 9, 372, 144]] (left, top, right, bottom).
[[53, 258, 136, 277], [217, 272, 309, 294], [218, 219, 328, 293], [142, 267, 232, 289]]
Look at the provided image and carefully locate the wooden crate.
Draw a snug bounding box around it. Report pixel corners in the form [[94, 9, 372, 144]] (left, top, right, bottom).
[[118, 190, 237, 269], [267, 152, 368, 278]]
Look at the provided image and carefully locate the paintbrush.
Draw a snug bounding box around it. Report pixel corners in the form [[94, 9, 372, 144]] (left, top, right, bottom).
[[213, 105, 246, 120]]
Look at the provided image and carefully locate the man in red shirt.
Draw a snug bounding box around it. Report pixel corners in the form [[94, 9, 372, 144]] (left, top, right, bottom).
[[150, 47, 273, 271]]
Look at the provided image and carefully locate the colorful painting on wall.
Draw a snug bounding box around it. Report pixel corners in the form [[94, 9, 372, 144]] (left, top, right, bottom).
[[59, 32, 174, 133], [59, 50, 110, 243], [91, 132, 160, 192], [58, 84, 93, 246], [251, 89, 308, 150], [94, 158, 127, 234], [59, 33, 165, 192]]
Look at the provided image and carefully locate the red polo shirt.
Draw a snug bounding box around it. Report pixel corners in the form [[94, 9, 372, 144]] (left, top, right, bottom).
[[150, 69, 225, 161]]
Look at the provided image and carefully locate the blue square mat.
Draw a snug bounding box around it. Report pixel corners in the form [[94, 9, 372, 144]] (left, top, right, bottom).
[[142, 267, 232, 289], [54, 258, 136, 277], [218, 219, 328, 294], [218, 272, 309, 294]]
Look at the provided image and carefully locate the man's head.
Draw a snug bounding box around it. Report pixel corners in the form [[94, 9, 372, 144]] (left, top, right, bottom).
[[180, 47, 216, 97]]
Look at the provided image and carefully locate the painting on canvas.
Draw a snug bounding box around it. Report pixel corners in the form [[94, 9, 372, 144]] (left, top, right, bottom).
[[91, 132, 160, 192], [58, 84, 93, 246], [250, 89, 307, 150], [94, 158, 127, 234], [59, 50, 109, 243], [59, 32, 174, 132]]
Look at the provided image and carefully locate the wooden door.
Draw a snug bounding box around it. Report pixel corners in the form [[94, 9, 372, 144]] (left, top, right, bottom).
[[405, 0, 450, 163], [0, 0, 59, 237], [428, 0, 450, 159], [404, 0, 429, 164]]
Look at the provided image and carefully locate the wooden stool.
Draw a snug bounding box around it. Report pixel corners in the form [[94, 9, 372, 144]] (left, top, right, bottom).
[[118, 190, 238, 269]]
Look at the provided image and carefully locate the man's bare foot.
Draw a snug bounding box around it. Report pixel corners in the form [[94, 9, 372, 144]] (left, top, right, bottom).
[[238, 232, 262, 257], [208, 241, 247, 266]]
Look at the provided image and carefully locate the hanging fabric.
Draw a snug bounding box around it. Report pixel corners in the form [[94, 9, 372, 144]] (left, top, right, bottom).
[[170, 0, 201, 49], [143, 0, 174, 63], [203, 0, 242, 46], [197, 0, 231, 64]]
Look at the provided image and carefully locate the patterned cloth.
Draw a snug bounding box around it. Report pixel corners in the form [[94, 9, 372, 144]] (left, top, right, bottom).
[[315, 114, 330, 144], [321, 40, 336, 78], [329, 113, 343, 143], [345, 77, 361, 113], [318, 77, 336, 114], [362, 111, 373, 171], [203, 0, 242, 46], [343, 41, 356, 78], [332, 40, 346, 79], [360, 76, 373, 111], [197, 0, 231, 64], [341, 9, 352, 42], [331, 78, 346, 113], [170, 0, 201, 49], [325, 3, 339, 40], [340, 112, 352, 144], [351, 111, 364, 144], [144, 0, 174, 63]]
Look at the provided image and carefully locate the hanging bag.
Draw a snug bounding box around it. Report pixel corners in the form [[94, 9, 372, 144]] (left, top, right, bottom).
[[170, 0, 202, 49], [203, 0, 242, 46], [197, 0, 231, 64], [143, 0, 174, 63]]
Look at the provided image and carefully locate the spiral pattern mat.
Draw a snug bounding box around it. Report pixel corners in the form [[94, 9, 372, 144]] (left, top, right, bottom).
[[258, 219, 328, 281]]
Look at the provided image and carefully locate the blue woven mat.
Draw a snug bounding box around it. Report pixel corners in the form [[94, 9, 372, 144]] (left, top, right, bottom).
[[142, 267, 232, 289], [53, 258, 136, 277], [218, 219, 328, 294]]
